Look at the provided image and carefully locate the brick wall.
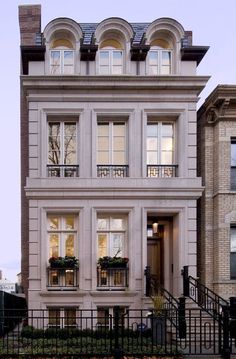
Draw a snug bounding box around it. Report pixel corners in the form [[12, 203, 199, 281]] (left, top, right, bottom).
[[19, 5, 41, 46]]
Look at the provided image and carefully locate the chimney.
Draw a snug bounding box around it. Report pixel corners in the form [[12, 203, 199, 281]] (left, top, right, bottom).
[[18, 5, 41, 46]]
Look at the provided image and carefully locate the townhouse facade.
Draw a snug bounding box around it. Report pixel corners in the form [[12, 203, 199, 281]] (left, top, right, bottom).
[[19, 4, 209, 323], [197, 85, 236, 299]]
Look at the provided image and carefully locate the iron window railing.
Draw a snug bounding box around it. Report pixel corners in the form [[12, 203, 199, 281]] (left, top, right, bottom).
[[97, 267, 129, 290], [47, 267, 79, 290], [97, 165, 129, 178], [47, 165, 79, 177], [147, 164, 178, 178]]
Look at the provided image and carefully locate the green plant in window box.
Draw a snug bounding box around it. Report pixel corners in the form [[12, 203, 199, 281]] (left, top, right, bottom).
[[97, 256, 129, 269], [49, 256, 79, 269]]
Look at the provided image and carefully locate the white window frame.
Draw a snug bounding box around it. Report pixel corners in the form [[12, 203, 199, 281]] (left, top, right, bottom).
[[97, 214, 127, 258], [47, 214, 78, 258], [97, 121, 127, 165], [148, 48, 172, 75], [98, 49, 123, 75], [146, 120, 175, 165], [50, 49, 75, 75]]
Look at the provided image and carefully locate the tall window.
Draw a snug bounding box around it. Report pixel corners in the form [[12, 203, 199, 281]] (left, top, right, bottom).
[[97, 215, 127, 258], [47, 120, 78, 177], [231, 139, 236, 190], [231, 226, 236, 279], [50, 39, 74, 75], [98, 40, 123, 74], [97, 121, 128, 177], [146, 121, 175, 177], [48, 307, 77, 328], [48, 215, 77, 258], [148, 40, 172, 75]]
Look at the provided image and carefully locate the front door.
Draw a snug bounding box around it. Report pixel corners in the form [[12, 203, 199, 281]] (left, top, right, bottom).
[[147, 228, 163, 287]]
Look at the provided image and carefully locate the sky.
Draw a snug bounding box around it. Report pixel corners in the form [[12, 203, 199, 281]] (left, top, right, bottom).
[[0, 0, 236, 282]]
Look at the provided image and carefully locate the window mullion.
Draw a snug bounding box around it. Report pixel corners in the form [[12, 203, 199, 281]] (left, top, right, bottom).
[[109, 122, 113, 164]]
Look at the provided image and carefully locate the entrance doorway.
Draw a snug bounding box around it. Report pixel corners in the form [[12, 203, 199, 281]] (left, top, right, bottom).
[[147, 222, 164, 287]]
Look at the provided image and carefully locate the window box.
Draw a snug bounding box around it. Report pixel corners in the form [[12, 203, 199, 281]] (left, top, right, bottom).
[[97, 256, 129, 269], [49, 256, 79, 269]]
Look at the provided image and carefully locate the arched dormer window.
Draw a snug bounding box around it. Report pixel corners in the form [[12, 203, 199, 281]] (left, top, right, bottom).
[[148, 39, 172, 75], [50, 38, 75, 75], [99, 39, 123, 75]]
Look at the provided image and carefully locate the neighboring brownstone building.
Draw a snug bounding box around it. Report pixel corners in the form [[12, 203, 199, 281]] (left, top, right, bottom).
[[197, 85, 236, 298]]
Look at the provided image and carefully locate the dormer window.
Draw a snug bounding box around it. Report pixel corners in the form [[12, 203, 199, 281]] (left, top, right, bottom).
[[98, 40, 123, 75], [50, 39, 74, 75], [148, 39, 172, 75]]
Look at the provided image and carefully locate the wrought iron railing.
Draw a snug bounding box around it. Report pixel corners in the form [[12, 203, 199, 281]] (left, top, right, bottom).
[[47, 267, 79, 289], [97, 267, 129, 290], [97, 165, 129, 178], [147, 164, 178, 178], [47, 164, 79, 177]]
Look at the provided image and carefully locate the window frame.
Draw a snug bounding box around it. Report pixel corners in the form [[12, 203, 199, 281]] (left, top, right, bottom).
[[98, 48, 124, 75], [48, 307, 78, 328], [230, 225, 236, 279], [147, 47, 172, 75], [50, 49, 75, 75]]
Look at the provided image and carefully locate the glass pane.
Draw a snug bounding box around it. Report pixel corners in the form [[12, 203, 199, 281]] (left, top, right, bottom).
[[231, 143, 236, 166], [149, 65, 158, 75], [98, 234, 108, 257], [49, 308, 60, 326], [48, 123, 61, 164], [162, 123, 173, 136], [49, 270, 59, 285], [48, 216, 59, 230], [65, 216, 74, 229], [113, 51, 122, 62], [147, 124, 158, 137], [111, 218, 124, 230], [99, 66, 110, 75], [161, 65, 171, 75], [65, 270, 75, 286], [49, 123, 60, 136], [147, 152, 157, 164], [98, 137, 109, 151], [97, 307, 109, 325], [49, 234, 59, 257], [65, 308, 76, 326], [64, 65, 74, 75], [64, 150, 76, 164], [113, 151, 125, 164], [113, 137, 125, 151], [161, 151, 173, 164], [98, 124, 109, 136], [51, 51, 60, 64], [231, 253, 236, 279], [111, 233, 124, 257], [162, 137, 173, 152], [113, 124, 125, 136], [100, 51, 109, 65], [64, 51, 74, 65], [97, 218, 109, 230], [149, 51, 158, 65], [231, 228, 236, 252], [97, 151, 109, 164], [65, 235, 74, 256], [112, 66, 123, 74], [162, 51, 171, 65], [65, 123, 76, 136], [147, 138, 157, 151]]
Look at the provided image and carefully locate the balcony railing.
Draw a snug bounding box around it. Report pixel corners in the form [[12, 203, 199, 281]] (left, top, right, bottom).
[[97, 267, 129, 290], [47, 165, 79, 177], [147, 165, 178, 178], [47, 267, 79, 290], [97, 165, 129, 178]]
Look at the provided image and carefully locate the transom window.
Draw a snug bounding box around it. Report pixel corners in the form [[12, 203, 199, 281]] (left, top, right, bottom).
[[48, 214, 77, 258], [50, 39, 74, 75], [148, 40, 172, 75], [47, 120, 78, 177], [97, 215, 127, 258]]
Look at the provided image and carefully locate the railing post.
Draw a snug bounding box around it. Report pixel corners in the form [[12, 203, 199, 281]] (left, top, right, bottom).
[[113, 306, 123, 359], [222, 305, 231, 359], [178, 296, 186, 339], [182, 266, 189, 297], [144, 266, 151, 297]]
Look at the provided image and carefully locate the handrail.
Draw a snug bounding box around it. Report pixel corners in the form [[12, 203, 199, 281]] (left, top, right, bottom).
[[188, 274, 229, 320]]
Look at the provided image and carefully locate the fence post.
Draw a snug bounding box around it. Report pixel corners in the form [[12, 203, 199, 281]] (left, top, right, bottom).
[[178, 296, 186, 339], [144, 266, 151, 296], [182, 266, 189, 297], [113, 306, 123, 359], [222, 305, 230, 359]]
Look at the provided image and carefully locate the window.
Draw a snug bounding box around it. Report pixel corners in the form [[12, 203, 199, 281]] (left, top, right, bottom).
[[231, 139, 236, 190], [148, 40, 172, 75], [48, 215, 77, 258], [146, 121, 176, 177], [97, 121, 128, 177], [97, 307, 127, 328], [231, 226, 236, 279], [47, 120, 78, 177], [99, 49, 123, 74], [97, 215, 127, 258], [48, 307, 77, 328], [50, 39, 74, 75]]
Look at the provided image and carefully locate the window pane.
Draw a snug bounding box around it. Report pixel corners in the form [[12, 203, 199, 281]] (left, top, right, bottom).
[[112, 66, 123, 74], [147, 152, 157, 164], [147, 124, 158, 137], [147, 138, 157, 151], [49, 234, 59, 257], [161, 151, 173, 164], [113, 51, 122, 63], [149, 51, 158, 64], [162, 51, 171, 65], [98, 234, 108, 257], [231, 143, 236, 166], [111, 218, 124, 230], [48, 216, 59, 230], [231, 228, 236, 252], [65, 216, 74, 229], [65, 308, 76, 326], [100, 51, 109, 65], [97, 218, 109, 230], [99, 66, 110, 75], [113, 151, 125, 164], [64, 51, 74, 65], [98, 124, 109, 136], [113, 137, 125, 151], [161, 65, 171, 75], [162, 137, 173, 152], [111, 233, 124, 257], [149, 65, 158, 75], [98, 137, 109, 151], [65, 235, 74, 256], [113, 124, 125, 136], [97, 151, 109, 164], [49, 308, 60, 327], [162, 123, 173, 136]]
